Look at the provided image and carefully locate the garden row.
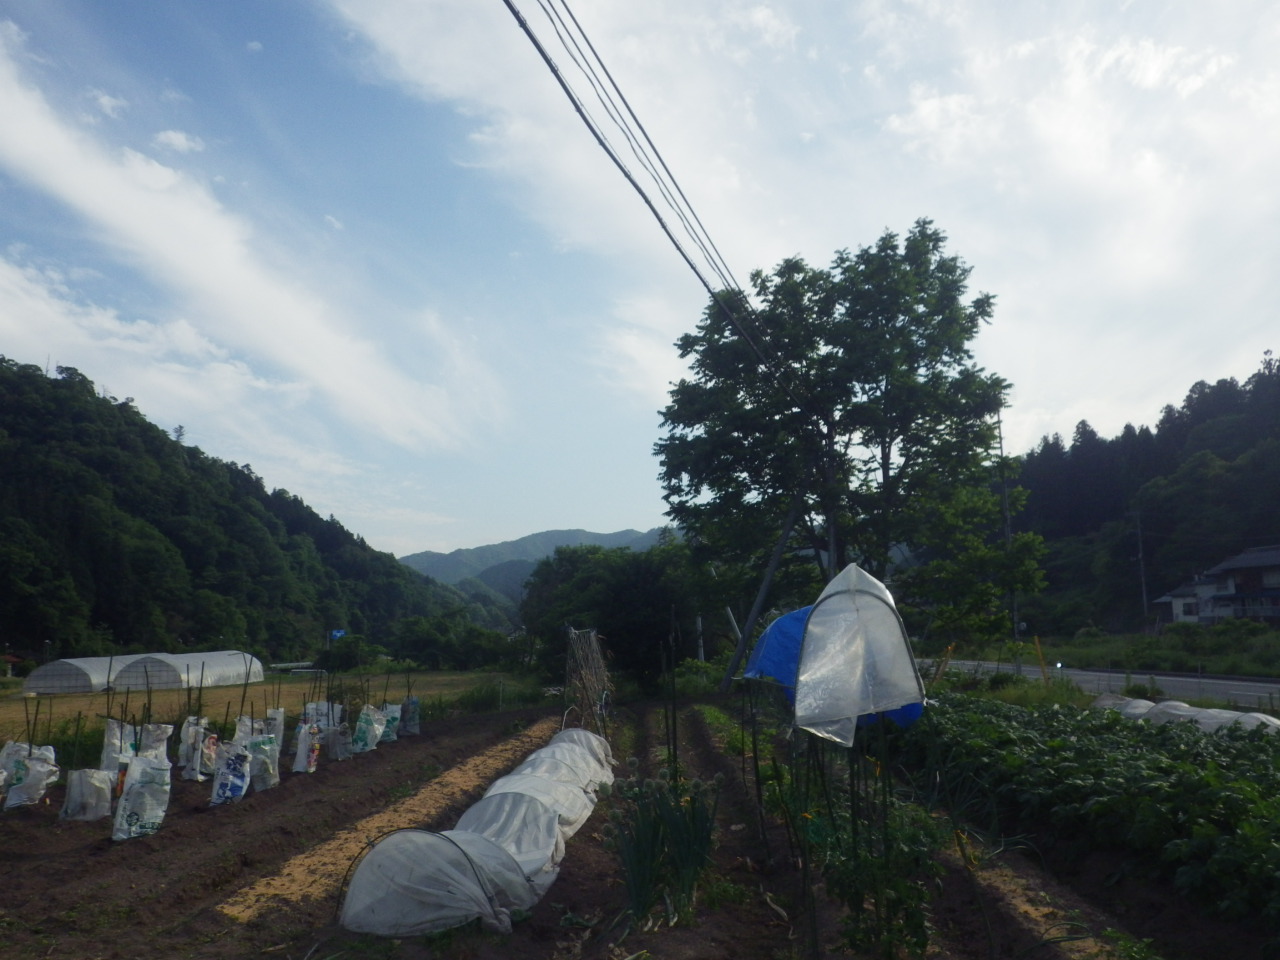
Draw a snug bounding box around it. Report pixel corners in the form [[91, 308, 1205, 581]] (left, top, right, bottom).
[[897, 693, 1280, 927]]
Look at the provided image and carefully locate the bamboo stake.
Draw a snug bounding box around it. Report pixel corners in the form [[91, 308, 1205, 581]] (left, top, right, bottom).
[[70, 711, 84, 770]]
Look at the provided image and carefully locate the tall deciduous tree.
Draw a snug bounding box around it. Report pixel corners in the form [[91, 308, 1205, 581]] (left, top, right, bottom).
[[657, 220, 1041, 643]]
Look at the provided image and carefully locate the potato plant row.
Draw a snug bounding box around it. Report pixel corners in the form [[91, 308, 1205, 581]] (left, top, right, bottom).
[[897, 694, 1280, 927]]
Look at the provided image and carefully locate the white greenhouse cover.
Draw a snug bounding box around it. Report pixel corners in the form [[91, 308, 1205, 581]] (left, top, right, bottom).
[[1092, 694, 1280, 734], [112, 651, 264, 690], [793, 564, 926, 747], [340, 728, 613, 937], [23, 655, 144, 694], [455, 792, 564, 890], [340, 829, 535, 936]]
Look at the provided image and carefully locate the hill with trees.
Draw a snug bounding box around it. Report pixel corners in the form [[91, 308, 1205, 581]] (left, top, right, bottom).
[[400, 527, 663, 606], [1015, 351, 1280, 636], [0, 357, 513, 669]]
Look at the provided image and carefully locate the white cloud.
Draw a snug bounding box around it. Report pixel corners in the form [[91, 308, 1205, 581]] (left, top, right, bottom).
[[88, 87, 127, 118], [246, 41, 263, 53], [152, 129, 205, 153], [0, 27, 498, 453], [323, 213, 343, 230]]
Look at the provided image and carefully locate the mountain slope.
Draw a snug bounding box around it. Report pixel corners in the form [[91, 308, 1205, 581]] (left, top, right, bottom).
[[399, 527, 665, 588], [0, 358, 496, 662]]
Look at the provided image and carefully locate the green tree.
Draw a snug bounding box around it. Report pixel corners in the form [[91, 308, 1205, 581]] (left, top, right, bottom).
[[657, 220, 1032, 643], [519, 539, 703, 686]]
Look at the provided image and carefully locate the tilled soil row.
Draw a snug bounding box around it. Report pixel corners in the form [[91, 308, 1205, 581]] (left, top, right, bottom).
[[0, 707, 557, 960]]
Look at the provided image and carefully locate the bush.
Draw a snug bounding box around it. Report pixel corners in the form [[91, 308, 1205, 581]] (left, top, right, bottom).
[[673, 656, 726, 698]]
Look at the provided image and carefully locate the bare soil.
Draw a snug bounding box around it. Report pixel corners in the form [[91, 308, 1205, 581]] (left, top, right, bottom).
[[0, 698, 1272, 960]]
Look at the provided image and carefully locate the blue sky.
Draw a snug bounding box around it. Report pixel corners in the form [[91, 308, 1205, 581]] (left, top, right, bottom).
[[1, 2, 1276, 555]]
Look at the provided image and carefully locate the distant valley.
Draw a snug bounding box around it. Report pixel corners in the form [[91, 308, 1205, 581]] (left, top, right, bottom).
[[400, 527, 665, 605]]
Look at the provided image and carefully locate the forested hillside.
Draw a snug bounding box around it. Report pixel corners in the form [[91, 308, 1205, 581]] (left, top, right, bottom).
[[1016, 351, 1280, 634], [0, 358, 512, 665], [400, 527, 662, 589]]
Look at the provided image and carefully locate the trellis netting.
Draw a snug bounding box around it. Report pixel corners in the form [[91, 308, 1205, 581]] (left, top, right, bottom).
[[1092, 693, 1280, 734], [339, 728, 614, 937], [743, 563, 926, 745]]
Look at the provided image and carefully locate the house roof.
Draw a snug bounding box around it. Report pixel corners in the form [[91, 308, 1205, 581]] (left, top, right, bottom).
[[1205, 545, 1280, 575]]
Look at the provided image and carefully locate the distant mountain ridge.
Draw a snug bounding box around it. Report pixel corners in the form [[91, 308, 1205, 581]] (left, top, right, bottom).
[[400, 527, 665, 601]]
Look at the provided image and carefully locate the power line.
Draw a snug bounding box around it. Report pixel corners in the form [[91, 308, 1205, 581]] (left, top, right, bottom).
[[498, 0, 793, 389]]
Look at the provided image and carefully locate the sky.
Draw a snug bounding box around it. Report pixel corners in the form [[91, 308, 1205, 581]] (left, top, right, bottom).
[[1, 2, 1276, 557]]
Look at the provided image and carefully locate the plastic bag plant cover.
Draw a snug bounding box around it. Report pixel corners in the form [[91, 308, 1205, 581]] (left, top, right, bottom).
[[340, 829, 530, 936], [60, 769, 115, 821], [112, 756, 171, 840], [99, 718, 137, 772], [749, 565, 926, 747], [3, 751, 60, 810], [178, 717, 207, 776], [400, 696, 421, 735], [352, 705, 387, 754], [326, 723, 353, 761], [137, 723, 173, 761], [248, 735, 280, 791], [292, 722, 322, 773], [379, 703, 402, 743], [210, 741, 251, 805]]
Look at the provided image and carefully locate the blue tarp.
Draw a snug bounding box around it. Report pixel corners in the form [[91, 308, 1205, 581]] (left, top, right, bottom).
[[743, 606, 811, 693]]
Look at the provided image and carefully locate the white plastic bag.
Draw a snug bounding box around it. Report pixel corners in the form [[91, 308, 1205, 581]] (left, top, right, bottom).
[[179, 718, 208, 781], [198, 733, 220, 777], [99, 719, 137, 772], [400, 696, 420, 736], [4, 751, 60, 809], [326, 723, 353, 761], [264, 707, 286, 744], [112, 756, 171, 840], [234, 715, 262, 745], [178, 717, 206, 770], [248, 735, 280, 792], [60, 769, 115, 821], [210, 741, 252, 805], [379, 703, 402, 743], [352, 705, 387, 754], [137, 723, 173, 761], [292, 722, 322, 773]]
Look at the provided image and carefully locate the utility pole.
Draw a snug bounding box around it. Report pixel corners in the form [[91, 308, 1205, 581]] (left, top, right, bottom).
[[1134, 510, 1150, 629]]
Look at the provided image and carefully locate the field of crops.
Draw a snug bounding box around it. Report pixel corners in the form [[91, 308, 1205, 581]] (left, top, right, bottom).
[[899, 692, 1280, 931], [4, 666, 1278, 960]]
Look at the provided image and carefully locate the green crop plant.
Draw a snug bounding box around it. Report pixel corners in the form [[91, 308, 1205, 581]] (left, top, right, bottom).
[[897, 694, 1280, 929], [601, 760, 722, 928]]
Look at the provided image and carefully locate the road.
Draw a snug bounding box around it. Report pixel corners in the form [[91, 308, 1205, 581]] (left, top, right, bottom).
[[938, 660, 1280, 711]]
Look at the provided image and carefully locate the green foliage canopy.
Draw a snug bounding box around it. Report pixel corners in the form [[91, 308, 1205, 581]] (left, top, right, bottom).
[[656, 220, 1041, 645]]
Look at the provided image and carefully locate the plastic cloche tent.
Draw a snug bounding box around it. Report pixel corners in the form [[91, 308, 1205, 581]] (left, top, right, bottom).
[[744, 563, 926, 746], [1092, 693, 1280, 734], [23, 655, 145, 694], [111, 651, 264, 690], [339, 728, 614, 937]]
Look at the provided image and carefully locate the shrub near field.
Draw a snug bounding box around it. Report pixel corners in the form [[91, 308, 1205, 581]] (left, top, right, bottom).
[[898, 694, 1280, 927]]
